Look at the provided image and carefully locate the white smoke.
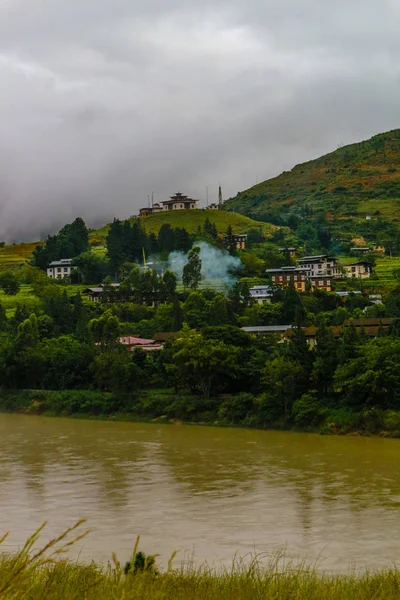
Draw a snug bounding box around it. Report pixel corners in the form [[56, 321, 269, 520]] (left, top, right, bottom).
[[168, 242, 242, 289]]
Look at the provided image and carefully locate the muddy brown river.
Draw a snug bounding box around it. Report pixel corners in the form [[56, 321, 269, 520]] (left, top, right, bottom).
[[1, 414, 400, 572]]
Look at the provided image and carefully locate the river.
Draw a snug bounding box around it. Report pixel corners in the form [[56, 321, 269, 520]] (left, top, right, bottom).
[[1, 413, 400, 572]]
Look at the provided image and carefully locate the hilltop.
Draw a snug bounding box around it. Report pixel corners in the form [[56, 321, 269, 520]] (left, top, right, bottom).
[[224, 129, 400, 227], [0, 210, 275, 270], [90, 209, 275, 244]]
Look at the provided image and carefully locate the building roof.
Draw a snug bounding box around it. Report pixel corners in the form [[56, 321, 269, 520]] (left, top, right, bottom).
[[161, 192, 199, 205], [266, 266, 311, 273], [242, 325, 292, 333], [119, 336, 164, 351], [249, 285, 273, 290], [297, 255, 328, 262], [82, 287, 104, 294], [48, 259, 73, 267], [344, 261, 372, 267]]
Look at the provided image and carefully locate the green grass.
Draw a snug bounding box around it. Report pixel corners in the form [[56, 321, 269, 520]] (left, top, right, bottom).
[[225, 128, 400, 228], [2, 522, 400, 600], [0, 285, 41, 317], [89, 210, 276, 246], [0, 242, 39, 272]]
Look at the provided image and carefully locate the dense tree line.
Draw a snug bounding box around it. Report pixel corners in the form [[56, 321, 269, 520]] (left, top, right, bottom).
[[33, 218, 89, 269], [2, 271, 400, 434]]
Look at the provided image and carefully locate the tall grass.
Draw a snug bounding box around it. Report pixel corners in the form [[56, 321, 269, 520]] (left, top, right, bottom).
[[1, 522, 400, 599]]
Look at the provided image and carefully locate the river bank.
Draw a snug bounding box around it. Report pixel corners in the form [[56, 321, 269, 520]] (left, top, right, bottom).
[[1, 388, 400, 438], [1, 548, 400, 600]]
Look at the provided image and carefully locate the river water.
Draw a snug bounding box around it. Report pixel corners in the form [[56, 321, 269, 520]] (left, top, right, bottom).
[[1, 414, 400, 572]]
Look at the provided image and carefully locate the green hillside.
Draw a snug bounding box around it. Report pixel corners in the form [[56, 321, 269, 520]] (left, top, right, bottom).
[[0, 211, 275, 271], [90, 209, 275, 244], [225, 129, 400, 226]]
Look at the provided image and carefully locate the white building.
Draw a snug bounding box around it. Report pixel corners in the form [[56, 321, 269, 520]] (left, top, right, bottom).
[[161, 192, 199, 211], [343, 261, 372, 279], [249, 285, 273, 304], [47, 259, 74, 279], [297, 255, 340, 278]]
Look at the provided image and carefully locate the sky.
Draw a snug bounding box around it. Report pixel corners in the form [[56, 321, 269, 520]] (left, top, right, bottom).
[[1, 0, 400, 241]]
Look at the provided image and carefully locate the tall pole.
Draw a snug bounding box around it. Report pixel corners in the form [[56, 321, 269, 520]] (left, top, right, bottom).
[[206, 186, 209, 207], [218, 185, 222, 209]]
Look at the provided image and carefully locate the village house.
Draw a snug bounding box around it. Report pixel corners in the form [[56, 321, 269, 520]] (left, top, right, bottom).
[[309, 275, 332, 292], [82, 283, 120, 302], [297, 255, 340, 278], [343, 261, 372, 279], [249, 285, 273, 304], [278, 247, 297, 258], [161, 192, 199, 211], [119, 336, 164, 351], [265, 266, 311, 292], [282, 318, 394, 347], [232, 234, 247, 250], [47, 259, 74, 279]]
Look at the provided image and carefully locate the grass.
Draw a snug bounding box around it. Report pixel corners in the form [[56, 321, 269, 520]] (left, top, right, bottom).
[[225, 128, 400, 228], [89, 209, 276, 245], [2, 523, 400, 599], [0, 285, 41, 317], [0, 242, 39, 272]]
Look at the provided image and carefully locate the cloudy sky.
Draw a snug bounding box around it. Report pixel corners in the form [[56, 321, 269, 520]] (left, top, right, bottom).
[[1, 0, 400, 240]]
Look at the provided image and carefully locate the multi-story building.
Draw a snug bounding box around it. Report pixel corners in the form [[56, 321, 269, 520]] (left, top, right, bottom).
[[343, 261, 372, 279], [249, 285, 273, 304], [161, 192, 199, 211], [297, 255, 340, 278], [232, 234, 247, 250], [265, 266, 311, 292], [47, 259, 74, 279]]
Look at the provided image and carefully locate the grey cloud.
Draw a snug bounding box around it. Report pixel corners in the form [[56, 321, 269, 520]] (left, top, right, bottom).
[[0, 0, 400, 241]]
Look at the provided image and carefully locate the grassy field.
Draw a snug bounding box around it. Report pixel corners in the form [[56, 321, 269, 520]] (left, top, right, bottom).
[[0, 284, 87, 317], [0, 285, 41, 317], [0, 242, 39, 272], [1, 523, 400, 600], [90, 209, 276, 245], [225, 129, 400, 229]]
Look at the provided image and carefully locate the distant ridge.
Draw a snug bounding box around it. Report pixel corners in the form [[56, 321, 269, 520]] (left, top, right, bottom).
[[224, 129, 400, 225]]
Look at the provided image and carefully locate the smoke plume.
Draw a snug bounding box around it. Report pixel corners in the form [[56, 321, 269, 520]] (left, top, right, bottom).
[[168, 242, 242, 288]]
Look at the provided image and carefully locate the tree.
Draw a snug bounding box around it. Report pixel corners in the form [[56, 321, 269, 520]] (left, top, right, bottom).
[[261, 356, 304, 420], [0, 272, 20, 295], [311, 323, 338, 397], [223, 225, 236, 254], [183, 247, 202, 290], [73, 252, 110, 284], [166, 329, 239, 398], [32, 218, 89, 269], [89, 310, 121, 349], [0, 302, 7, 332], [162, 270, 177, 302]]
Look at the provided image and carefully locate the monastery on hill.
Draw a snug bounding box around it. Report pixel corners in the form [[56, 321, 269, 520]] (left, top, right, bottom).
[[139, 187, 223, 216]]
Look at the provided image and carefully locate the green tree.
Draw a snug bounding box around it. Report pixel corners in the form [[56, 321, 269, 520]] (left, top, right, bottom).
[[183, 247, 202, 290], [312, 323, 338, 397], [0, 272, 20, 295], [223, 225, 236, 254], [89, 310, 121, 349], [162, 270, 177, 302], [261, 356, 304, 420], [167, 329, 239, 398]]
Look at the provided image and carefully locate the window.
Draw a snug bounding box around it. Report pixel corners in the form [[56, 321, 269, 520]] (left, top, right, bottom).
[[64, 267, 68, 273], [294, 275, 297, 281], [319, 280, 324, 285], [279, 276, 283, 282], [57, 267, 61, 273]]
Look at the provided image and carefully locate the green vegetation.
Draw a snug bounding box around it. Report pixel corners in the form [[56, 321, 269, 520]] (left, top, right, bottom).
[[225, 129, 400, 236], [1, 522, 400, 600]]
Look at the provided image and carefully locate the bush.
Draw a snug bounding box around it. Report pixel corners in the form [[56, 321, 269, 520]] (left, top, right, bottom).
[[218, 393, 257, 424], [292, 394, 326, 429]]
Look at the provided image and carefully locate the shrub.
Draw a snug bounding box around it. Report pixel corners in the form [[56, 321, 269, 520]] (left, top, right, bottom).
[[292, 394, 326, 429]]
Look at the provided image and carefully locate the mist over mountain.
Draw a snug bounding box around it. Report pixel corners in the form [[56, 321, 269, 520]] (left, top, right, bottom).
[[1, 0, 400, 241]]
